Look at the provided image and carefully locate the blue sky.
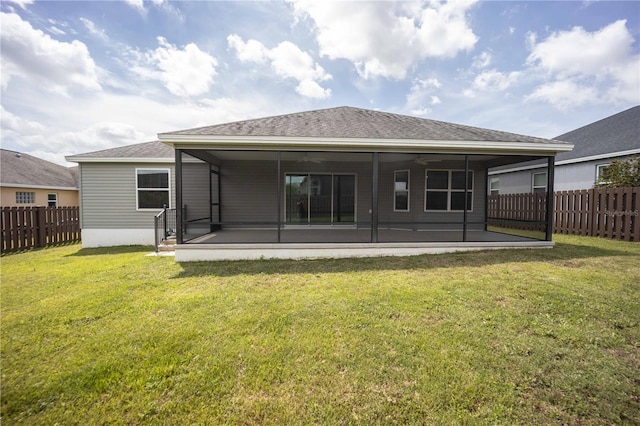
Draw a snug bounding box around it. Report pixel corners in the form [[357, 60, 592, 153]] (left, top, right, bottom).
[[1, 0, 639, 166]]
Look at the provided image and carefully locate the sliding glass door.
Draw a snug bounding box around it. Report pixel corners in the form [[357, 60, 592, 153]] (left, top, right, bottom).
[[285, 174, 355, 224]]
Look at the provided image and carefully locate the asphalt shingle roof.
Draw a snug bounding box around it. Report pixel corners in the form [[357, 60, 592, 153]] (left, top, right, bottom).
[[554, 105, 639, 162], [1, 149, 78, 188], [66, 140, 174, 160], [162, 106, 563, 145]]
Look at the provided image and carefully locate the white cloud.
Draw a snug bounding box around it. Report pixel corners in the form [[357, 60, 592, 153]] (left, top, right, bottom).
[[227, 34, 268, 63], [0, 105, 44, 134], [472, 51, 492, 69], [134, 37, 218, 97], [48, 26, 66, 36], [525, 79, 597, 110], [4, 0, 33, 10], [2, 92, 268, 166], [0, 12, 101, 94], [289, 0, 478, 79], [295, 79, 331, 99], [473, 69, 521, 91], [526, 20, 640, 107], [527, 20, 635, 77], [406, 77, 442, 113], [413, 77, 442, 90], [80, 17, 108, 41], [124, 0, 145, 13], [410, 107, 432, 116], [228, 35, 332, 99]]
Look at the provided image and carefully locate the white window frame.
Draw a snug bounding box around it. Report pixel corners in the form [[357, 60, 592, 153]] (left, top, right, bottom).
[[136, 168, 171, 211], [489, 177, 500, 195], [47, 193, 58, 207], [532, 172, 547, 193], [393, 170, 410, 212], [596, 163, 611, 184], [16, 191, 35, 204], [425, 169, 474, 212]]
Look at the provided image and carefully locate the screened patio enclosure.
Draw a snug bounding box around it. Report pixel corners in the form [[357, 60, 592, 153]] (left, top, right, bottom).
[[174, 149, 556, 246]]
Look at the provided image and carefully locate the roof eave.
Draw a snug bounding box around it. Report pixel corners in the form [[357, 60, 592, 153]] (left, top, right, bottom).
[[65, 156, 174, 164], [158, 134, 574, 156]]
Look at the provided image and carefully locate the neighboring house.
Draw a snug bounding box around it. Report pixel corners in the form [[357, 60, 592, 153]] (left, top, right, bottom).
[[0, 149, 79, 207], [68, 106, 573, 260], [488, 105, 640, 195]]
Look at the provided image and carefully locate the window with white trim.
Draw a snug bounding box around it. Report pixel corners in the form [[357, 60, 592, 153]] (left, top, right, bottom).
[[532, 172, 547, 193], [16, 192, 35, 204], [47, 193, 58, 207], [394, 170, 410, 212], [425, 170, 473, 211], [596, 163, 611, 184], [136, 169, 170, 210], [489, 177, 500, 195]]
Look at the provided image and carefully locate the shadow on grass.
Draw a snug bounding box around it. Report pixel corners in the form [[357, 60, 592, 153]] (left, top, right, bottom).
[[67, 245, 154, 257], [173, 240, 639, 278]]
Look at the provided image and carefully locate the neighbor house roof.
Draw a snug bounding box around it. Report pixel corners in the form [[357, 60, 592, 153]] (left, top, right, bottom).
[[1, 149, 78, 189], [66, 140, 174, 163], [554, 105, 639, 163], [159, 106, 572, 155]]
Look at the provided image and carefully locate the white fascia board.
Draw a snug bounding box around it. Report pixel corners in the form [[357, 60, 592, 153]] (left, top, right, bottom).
[[488, 164, 546, 175], [158, 134, 574, 155], [65, 157, 174, 164], [490, 148, 640, 175], [0, 183, 78, 190]]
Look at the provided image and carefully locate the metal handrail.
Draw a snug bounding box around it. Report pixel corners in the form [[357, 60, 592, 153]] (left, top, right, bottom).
[[154, 206, 176, 252]]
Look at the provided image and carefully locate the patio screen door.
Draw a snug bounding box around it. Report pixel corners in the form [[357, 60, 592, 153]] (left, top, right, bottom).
[[285, 174, 355, 224]]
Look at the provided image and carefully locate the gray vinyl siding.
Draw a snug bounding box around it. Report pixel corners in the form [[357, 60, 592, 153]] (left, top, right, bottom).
[[79, 163, 175, 229], [182, 161, 211, 223], [218, 160, 373, 225], [492, 157, 626, 194], [378, 160, 486, 229], [215, 159, 484, 228]]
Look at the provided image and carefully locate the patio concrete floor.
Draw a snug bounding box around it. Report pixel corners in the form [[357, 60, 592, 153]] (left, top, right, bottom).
[[185, 228, 538, 244]]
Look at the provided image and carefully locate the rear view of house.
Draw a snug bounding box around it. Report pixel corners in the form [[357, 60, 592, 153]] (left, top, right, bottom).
[[68, 107, 573, 259]]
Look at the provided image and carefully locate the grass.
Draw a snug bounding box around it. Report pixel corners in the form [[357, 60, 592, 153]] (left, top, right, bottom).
[[1, 235, 639, 425]]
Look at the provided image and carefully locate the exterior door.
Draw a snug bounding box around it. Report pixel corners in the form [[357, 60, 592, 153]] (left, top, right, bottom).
[[285, 174, 355, 224]]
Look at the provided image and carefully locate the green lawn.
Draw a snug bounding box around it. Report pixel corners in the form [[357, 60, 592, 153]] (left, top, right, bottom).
[[1, 235, 639, 425]]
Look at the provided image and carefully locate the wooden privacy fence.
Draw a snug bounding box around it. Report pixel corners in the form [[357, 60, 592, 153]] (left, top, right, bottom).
[[486, 192, 548, 231], [1, 206, 80, 254], [488, 187, 640, 242]]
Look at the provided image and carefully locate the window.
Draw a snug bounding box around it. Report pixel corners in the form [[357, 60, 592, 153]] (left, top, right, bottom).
[[47, 193, 58, 207], [136, 169, 170, 209], [489, 177, 500, 195], [394, 170, 410, 211], [532, 172, 547, 193], [425, 170, 473, 211], [596, 163, 611, 184], [16, 192, 35, 204]]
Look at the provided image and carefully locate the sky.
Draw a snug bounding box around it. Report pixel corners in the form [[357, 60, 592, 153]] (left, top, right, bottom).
[[1, 0, 639, 166]]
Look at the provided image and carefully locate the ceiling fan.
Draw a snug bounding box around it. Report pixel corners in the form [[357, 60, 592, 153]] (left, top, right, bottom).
[[297, 153, 325, 163], [414, 155, 441, 165]]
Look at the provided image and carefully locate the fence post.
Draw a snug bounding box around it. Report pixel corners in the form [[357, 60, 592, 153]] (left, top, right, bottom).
[[35, 206, 46, 248]]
